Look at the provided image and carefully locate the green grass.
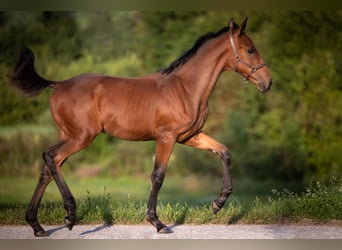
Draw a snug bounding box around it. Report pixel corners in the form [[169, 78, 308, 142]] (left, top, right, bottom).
[[0, 175, 214, 205], [0, 174, 284, 206], [246, 177, 342, 223], [0, 176, 341, 225]]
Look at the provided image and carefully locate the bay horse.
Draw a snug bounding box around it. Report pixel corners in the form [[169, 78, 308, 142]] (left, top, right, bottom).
[[8, 17, 272, 236]]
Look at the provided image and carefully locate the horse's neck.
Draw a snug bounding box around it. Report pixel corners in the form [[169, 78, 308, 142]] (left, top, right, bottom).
[[177, 36, 229, 107]]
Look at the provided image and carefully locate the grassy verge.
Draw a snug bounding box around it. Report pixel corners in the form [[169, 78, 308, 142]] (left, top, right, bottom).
[[0, 177, 341, 225]]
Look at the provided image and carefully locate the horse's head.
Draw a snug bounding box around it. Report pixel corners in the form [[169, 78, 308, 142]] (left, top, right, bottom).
[[225, 17, 272, 93]]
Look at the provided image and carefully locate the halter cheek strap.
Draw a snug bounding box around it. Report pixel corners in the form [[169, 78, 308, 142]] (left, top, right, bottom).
[[228, 30, 266, 80]]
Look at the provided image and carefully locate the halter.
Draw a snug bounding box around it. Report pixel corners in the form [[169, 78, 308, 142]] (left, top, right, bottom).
[[228, 30, 266, 81]]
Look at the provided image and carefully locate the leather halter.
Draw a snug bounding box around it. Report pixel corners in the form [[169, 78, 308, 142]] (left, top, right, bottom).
[[228, 30, 266, 81]]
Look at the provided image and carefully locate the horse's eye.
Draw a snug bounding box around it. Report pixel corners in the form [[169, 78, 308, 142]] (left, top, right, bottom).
[[248, 48, 254, 54]]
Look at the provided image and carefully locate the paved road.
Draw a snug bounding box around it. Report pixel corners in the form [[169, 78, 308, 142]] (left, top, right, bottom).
[[1, 224, 341, 239]]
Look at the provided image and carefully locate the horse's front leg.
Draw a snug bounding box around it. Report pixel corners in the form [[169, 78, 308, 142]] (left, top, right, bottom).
[[183, 132, 233, 214], [145, 134, 175, 234]]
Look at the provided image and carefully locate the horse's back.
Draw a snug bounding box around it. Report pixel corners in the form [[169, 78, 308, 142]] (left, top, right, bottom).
[[51, 73, 160, 104], [50, 73, 160, 141]]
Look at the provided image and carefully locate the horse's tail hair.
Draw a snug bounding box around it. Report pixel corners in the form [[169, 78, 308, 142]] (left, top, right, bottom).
[[7, 48, 55, 97]]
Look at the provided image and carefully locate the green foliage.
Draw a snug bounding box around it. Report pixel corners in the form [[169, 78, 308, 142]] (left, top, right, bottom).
[[246, 177, 342, 222], [0, 126, 57, 176]]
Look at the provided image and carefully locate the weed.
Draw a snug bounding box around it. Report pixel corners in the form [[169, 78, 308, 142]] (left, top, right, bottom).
[[77, 187, 114, 225], [246, 176, 342, 223]]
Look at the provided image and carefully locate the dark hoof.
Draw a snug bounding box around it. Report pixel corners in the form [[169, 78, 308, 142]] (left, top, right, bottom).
[[34, 230, 49, 237], [65, 217, 75, 231], [158, 226, 173, 234], [212, 201, 221, 214]]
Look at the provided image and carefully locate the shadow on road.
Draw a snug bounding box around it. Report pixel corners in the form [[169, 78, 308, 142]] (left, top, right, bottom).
[[46, 225, 67, 236], [79, 224, 112, 236]]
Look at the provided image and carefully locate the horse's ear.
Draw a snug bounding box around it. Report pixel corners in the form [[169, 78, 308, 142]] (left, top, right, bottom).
[[238, 17, 248, 36], [228, 18, 235, 31]]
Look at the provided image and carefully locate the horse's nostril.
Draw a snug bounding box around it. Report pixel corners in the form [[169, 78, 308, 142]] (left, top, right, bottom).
[[268, 79, 272, 90]]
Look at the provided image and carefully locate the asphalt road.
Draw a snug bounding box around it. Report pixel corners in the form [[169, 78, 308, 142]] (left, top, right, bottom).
[[1, 224, 342, 239]]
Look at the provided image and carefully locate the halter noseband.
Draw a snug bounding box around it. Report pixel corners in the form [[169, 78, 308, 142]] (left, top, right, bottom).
[[228, 30, 266, 81]]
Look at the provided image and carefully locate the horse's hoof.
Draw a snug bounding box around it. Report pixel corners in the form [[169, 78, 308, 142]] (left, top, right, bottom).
[[158, 226, 173, 234], [65, 217, 74, 231], [34, 230, 49, 237], [212, 201, 221, 214]]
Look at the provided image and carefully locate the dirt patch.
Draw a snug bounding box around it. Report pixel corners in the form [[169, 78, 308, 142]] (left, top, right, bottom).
[[73, 166, 103, 178]]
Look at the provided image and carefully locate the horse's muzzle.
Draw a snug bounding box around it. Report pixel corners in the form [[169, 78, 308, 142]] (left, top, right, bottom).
[[259, 78, 272, 93]]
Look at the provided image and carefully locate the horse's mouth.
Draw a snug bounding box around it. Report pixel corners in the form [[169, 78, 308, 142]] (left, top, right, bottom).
[[258, 83, 269, 93], [256, 78, 272, 93], [247, 76, 271, 93]]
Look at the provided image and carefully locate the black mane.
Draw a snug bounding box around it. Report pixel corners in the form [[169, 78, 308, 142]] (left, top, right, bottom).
[[160, 24, 236, 75]]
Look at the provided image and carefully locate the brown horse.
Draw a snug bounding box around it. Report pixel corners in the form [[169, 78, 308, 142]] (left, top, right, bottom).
[[8, 17, 272, 236]]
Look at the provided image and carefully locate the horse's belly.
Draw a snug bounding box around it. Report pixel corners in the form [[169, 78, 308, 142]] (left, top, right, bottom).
[[102, 116, 154, 141]]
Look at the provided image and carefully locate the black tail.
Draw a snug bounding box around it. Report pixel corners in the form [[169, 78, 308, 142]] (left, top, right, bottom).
[[7, 48, 55, 97]]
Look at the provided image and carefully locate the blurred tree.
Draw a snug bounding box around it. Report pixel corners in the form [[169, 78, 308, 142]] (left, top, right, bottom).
[[74, 12, 138, 61]]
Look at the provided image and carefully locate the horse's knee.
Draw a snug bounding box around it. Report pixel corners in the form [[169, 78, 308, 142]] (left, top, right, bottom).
[[217, 146, 232, 165]]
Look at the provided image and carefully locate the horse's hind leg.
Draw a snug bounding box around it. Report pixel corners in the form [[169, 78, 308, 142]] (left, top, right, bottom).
[[42, 141, 75, 231], [25, 164, 53, 237], [41, 139, 92, 232], [26, 138, 92, 237]]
